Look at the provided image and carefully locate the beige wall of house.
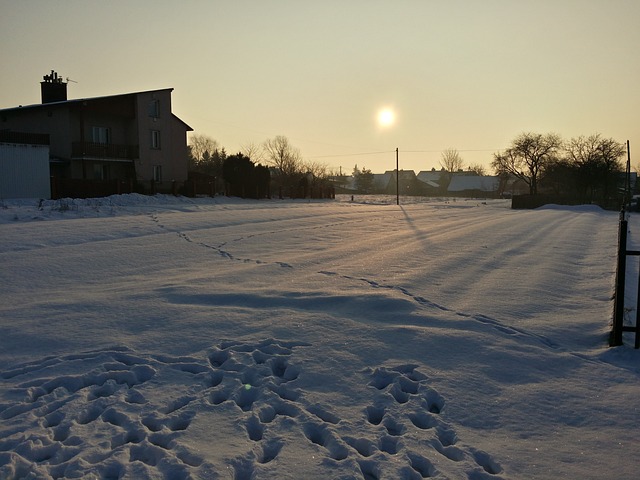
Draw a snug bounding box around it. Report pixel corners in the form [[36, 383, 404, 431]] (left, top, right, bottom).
[[169, 115, 190, 182], [134, 89, 189, 188]]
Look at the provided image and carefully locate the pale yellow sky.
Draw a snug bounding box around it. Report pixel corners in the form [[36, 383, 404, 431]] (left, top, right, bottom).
[[1, 0, 638, 173]]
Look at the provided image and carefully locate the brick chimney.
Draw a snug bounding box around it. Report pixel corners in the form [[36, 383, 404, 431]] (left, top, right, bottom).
[[41, 70, 67, 104]]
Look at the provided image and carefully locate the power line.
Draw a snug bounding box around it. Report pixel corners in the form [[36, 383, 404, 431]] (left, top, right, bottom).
[[189, 114, 505, 158], [307, 148, 503, 160], [306, 150, 394, 159], [188, 116, 504, 160], [402, 149, 502, 153]]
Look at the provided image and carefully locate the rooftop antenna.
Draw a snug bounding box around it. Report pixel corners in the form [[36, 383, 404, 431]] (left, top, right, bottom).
[[66, 77, 78, 84]]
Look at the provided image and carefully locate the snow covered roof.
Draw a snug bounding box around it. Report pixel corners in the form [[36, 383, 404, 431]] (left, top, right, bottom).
[[417, 170, 443, 183], [384, 169, 417, 180], [447, 175, 499, 192], [373, 173, 392, 189]]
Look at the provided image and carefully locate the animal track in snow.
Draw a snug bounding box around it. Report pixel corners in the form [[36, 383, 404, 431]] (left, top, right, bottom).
[[320, 269, 558, 353], [319, 270, 451, 312], [149, 211, 296, 269]]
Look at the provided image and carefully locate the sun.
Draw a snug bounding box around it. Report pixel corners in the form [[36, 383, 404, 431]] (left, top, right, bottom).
[[377, 108, 395, 128]]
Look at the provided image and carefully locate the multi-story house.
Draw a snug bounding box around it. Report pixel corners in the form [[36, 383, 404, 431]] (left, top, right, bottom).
[[0, 71, 192, 198]]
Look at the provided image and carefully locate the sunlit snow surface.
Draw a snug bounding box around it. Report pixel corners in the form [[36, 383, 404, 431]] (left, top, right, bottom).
[[1, 194, 639, 479]]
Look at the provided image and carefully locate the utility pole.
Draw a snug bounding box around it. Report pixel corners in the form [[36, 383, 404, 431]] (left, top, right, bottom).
[[396, 147, 399, 206]]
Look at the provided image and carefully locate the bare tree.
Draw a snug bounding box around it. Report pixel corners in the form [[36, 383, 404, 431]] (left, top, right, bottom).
[[263, 135, 303, 177], [189, 134, 219, 165], [468, 163, 487, 176], [241, 141, 265, 164], [565, 134, 626, 201], [440, 148, 464, 172], [492, 132, 563, 195], [305, 161, 329, 182]]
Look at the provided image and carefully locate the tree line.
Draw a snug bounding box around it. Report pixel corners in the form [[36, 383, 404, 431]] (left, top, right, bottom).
[[189, 130, 628, 204], [349, 132, 628, 203], [426, 133, 628, 204], [492, 132, 627, 204], [188, 134, 334, 198]]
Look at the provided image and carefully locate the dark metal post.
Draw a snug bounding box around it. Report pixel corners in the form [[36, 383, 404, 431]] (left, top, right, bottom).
[[396, 147, 399, 206], [635, 260, 640, 349], [626, 140, 631, 207], [627, 140, 632, 208], [612, 209, 627, 346]]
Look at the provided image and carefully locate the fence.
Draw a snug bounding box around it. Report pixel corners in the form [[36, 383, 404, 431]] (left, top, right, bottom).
[[50, 177, 134, 199], [512, 194, 624, 210], [611, 208, 640, 348]]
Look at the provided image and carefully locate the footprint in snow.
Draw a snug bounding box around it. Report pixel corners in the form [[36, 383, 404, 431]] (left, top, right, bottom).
[[360, 364, 505, 478], [0, 341, 505, 479]]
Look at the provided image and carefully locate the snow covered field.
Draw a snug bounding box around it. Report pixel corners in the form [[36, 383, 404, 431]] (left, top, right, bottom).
[[0, 194, 638, 479]]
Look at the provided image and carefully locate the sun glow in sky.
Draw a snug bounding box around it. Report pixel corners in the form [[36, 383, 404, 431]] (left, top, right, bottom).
[[377, 108, 396, 129], [1, 0, 639, 174]]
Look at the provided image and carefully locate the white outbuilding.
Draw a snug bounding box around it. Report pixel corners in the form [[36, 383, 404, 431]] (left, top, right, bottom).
[[0, 132, 51, 199]]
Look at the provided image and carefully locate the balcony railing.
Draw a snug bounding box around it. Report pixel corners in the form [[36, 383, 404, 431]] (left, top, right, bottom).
[[72, 142, 138, 161]]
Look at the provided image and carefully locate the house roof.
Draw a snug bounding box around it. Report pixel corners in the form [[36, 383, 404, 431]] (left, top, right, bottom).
[[171, 114, 194, 132], [0, 88, 173, 112], [422, 179, 440, 188], [384, 169, 417, 179], [417, 170, 443, 184], [373, 172, 392, 189], [447, 175, 500, 192], [0, 88, 193, 131]]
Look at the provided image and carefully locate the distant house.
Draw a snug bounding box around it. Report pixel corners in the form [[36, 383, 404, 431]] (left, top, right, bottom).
[[447, 174, 500, 197], [381, 170, 424, 195], [0, 71, 192, 198], [416, 170, 441, 186], [417, 170, 444, 194], [372, 172, 393, 192]]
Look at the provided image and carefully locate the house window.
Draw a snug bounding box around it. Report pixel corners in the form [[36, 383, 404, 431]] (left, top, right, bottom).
[[151, 130, 161, 149], [148, 99, 160, 118], [91, 126, 110, 144], [153, 165, 162, 182], [93, 164, 109, 180]]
